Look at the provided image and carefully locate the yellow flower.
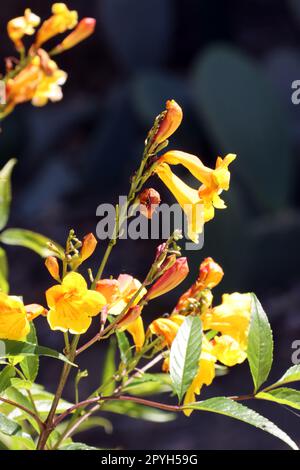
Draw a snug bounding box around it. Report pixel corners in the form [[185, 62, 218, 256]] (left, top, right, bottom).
[[31, 54, 67, 107], [0, 293, 30, 340], [7, 8, 40, 51], [125, 316, 145, 352], [149, 314, 185, 347], [183, 337, 216, 416], [159, 151, 236, 221], [35, 3, 78, 48], [46, 272, 106, 334], [202, 292, 252, 349], [155, 163, 204, 243], [212, 334, 247, 367]]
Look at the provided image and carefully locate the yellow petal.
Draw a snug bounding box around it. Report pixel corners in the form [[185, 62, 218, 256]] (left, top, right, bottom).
[[126, 316, 145, 351], [62, 272, 87, 293]]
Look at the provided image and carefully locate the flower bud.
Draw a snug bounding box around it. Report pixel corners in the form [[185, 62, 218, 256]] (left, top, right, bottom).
[[139, 188, 161, 219], [51, 18, 96, 55], [198, 257, 224, 289], [146, 257, 189, 300], [117, 305, 142, 329], [80, 233, 97, 262], [45, 256, 60, 281], [35, 3, 78, 48], [153, 100, 183, 145]]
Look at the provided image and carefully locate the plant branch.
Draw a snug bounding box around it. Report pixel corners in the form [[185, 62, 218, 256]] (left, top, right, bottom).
[[0, 396, 44, 430]]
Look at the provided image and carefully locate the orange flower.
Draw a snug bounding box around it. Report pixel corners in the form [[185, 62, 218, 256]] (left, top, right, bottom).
[[80, 233, 97, 262], [146, 257, 189, 300], [7, 8, 40, 51], [45, 256, 60, 281], [149, 314, 185, 347], [51, 18, 96, 54]]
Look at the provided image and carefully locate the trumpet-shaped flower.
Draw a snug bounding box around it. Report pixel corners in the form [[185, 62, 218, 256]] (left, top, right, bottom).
[[155, 163, 204, 243], [212, 334, 247, 367], [0, 293, 30, 340], [201, 292, 252, 350], [149, 314, 185, 347], [183, 336, 216, 416], [46, 272, 106, 334], [125, 315, 145, 352], [159, 151, 236, 221], [7, 8, 40, 50], [35, 3, 78, 48]]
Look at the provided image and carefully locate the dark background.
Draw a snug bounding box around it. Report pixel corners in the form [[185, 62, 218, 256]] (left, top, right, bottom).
[[1, 0, 300, 450]]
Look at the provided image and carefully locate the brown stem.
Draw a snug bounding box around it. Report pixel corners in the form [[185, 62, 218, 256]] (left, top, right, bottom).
[[0, 396, 44, 431]]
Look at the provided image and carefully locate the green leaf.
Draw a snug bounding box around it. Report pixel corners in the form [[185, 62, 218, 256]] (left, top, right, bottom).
[[0, 365, 15, 393], [170, 316, 202, 402], [20, 323, 39, 382], [0, 247, 9, 294], [116, 330, 132, 365], [9, 433, 36, 450], [0, 228, 64, 259], [192, 45, 293, 211], [268, 365, 300, 388], [60, 443, 100, 450], [100, 338, 116, 395], [102, 400, 176, 422], [123, 373, 172, 396], [185, 397, 298, 450], [73, 417, 113, 435], [0, 339, 75, 366], [247, 294, 273, 392], [0, 413, 21, 436], [0, 159, 17, 231], [256, 387, 300, 411]]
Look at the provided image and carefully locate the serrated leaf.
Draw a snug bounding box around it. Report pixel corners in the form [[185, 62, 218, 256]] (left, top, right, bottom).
[[0, 339, 75, 366], [256, 387, 300, 411], [0, 228, 64, 259], [170, 316, 202, 402], [247, 294, 273, 392], [184, 397, 298, 450], [0, 159, 17, 231], [0, 412, 21, 436], [20, 323, 39, 382], [0, 365, 15, 393], [116, 330, 132, 365], [0, 247, 9, 294], [269, 365, 300, 388], [100, 338, 116, 395]]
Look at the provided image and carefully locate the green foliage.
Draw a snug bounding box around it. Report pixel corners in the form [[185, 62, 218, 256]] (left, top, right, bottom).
[[0, 228, 64, 259], [184, 397, 298, 450], [247, 294, 273, 392], [102, 400, 176, 422], [256, 387, 300, 411], [0, 365, 15, 394], [0, 413, 21, 436], [0, 247, 8, 294], [116, 330, 132, 365], [0, 159, 17, 231], [20, 324, 39, 382], [170, 316, 202, 402], [100, 338, 116, 395], [123, 373, 173, 396], [0, 339, 75, 366], [269, 365, 300, 388]]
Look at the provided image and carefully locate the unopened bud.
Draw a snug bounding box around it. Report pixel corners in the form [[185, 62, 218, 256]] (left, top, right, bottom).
[[45, 256, 60, 281], [153, 100, 183, 145], [146, 257, 189, 300], [80, 233, 97, 262], [139, 188, 161, 219], [51, 18, 96, 55], [117, 305, 142, 329]]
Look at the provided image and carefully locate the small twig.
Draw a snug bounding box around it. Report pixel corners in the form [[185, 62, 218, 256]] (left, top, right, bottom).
[[0, 396, 44, 430]]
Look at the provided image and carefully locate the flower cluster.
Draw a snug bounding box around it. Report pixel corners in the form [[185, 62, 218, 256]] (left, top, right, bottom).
[[149, 257, 251, 413], [2, 3, 96, 117]]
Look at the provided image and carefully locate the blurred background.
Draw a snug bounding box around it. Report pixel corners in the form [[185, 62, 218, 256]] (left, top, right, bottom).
[[1, 0, 300, 450]]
